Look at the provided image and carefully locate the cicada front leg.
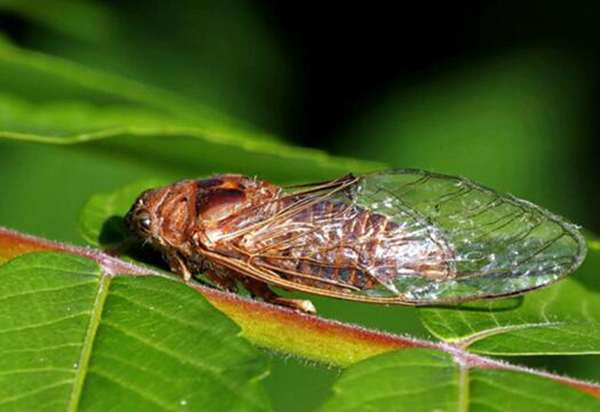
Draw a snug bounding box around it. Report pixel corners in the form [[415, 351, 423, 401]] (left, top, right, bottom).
[[241, 277, 316, 314], [164, 250, 194, 282]]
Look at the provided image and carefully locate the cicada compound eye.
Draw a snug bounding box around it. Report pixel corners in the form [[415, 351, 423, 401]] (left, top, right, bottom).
[[125, 196, 154, 238], [138, 215, 152, 233]]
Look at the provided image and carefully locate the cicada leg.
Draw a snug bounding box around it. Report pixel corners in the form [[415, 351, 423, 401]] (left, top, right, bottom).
[[241, 277, 316, 314], [164, 251, 194, 282]]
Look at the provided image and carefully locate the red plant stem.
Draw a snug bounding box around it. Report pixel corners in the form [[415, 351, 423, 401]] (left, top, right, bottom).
[[1, 226, 599, 398]]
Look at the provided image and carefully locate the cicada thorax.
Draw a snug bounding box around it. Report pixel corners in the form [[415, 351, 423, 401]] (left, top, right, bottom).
[[228, 190, 457, 294]]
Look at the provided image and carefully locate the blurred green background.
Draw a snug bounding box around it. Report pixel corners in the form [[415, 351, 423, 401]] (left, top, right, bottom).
[[0, 1, 599, 410]]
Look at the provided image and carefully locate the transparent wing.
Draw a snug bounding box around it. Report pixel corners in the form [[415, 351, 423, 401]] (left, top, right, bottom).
[[215, 170, 587, 304], [346, 169, 587, 303]]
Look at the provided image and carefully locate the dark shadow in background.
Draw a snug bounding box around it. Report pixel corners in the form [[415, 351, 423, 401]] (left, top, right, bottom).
[[257, 1, 600, 151], [256, 1, 600, 232]]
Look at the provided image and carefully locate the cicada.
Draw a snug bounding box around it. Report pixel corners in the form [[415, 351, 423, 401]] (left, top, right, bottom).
[[125, 169, 587, 313]]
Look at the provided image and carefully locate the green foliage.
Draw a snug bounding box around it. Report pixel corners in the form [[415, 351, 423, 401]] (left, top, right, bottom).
[[0, 0, 292, 130], [3, 229, 600, 411], [0, 252, 269, 411], [0, 38, 377, 179], [321, 349, 600, 412]]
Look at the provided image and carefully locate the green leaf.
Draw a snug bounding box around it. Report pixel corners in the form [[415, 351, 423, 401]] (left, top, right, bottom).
[[0, 39, 250, 136], [0, 0, 293, 129], [320, 349, 600, 411], [419, 259, 600, 356], [3, 227, 600, 410], [0, 41, 379, 180], [0, 93, 375, 181], [0, 252, 270, 411]]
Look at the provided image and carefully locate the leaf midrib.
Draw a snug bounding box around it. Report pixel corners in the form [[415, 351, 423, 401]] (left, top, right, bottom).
[[458, 321, 567, 348], [457, 363, 470, 412], [67, 271, 112, 412]]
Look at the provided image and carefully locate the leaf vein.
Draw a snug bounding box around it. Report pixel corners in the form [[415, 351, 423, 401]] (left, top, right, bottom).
[[0, 380, 72, 407], [88, 369, 179, 411], [0, 312, 90, 335]]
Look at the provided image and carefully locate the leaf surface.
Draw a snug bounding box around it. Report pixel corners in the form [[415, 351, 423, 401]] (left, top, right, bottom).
[[0, 252, 269, 411], [320, 349, 600, 412], [0, 0, 293, 129], [0, 41, 379, 182], [2, 228, 600, 410]]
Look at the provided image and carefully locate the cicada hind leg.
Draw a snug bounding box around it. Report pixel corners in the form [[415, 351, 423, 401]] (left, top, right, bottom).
[[241, 277, 316, 314]]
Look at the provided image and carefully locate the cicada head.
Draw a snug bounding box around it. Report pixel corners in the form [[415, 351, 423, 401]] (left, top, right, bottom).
[[125, 181, 196, 251], [125, 187, 165, 245]]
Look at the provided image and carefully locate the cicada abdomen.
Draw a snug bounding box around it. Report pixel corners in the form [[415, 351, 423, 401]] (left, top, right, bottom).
[[234, 190, 456, 295]]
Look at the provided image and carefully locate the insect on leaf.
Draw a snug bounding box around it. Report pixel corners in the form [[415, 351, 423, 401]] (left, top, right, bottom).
[[125, 169, 587, 310]]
